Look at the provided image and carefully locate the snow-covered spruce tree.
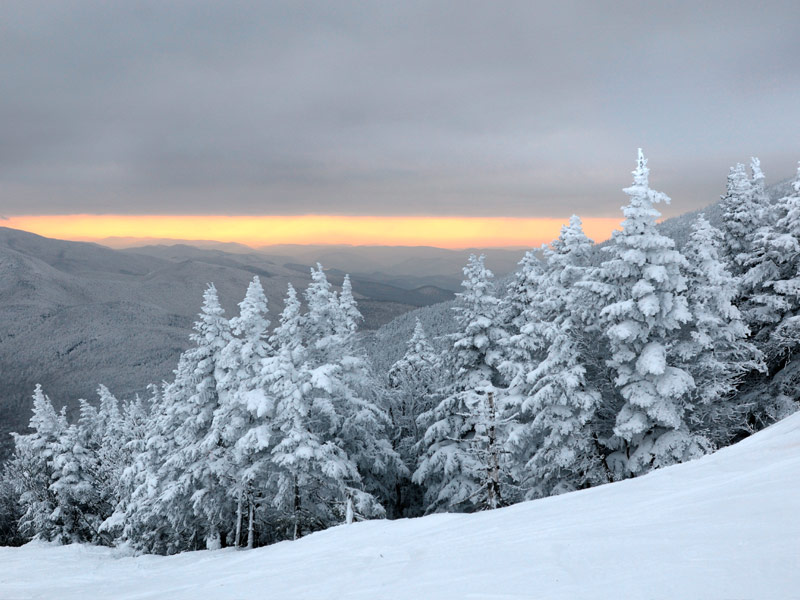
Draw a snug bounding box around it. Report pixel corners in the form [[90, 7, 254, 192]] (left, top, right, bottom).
[[264, 284, 362, 538], [387, 317, 444, 515], [9, 385, 66, 541], [152, 284, 235, 551], [338, 274, 362, 336], [735, 164, 800, 424], [414, 254, 512, 512], [110, 383, 177, 553], [677, 215, 764, 445], [388, 318, 443, 461], [712, 160, 800, 428], [727, 158, 783, 329], [766, 166, 800, 338], [496, 250, 547, 393], [586, 150, 706, 478], [719, 161, 758, 276], [48, 401, 108, 544], [500, 249, 545, 334], [740, 165, 800, 354], [213, 276, 274, 547], [542, 215, 597, 321], [303, 265, 405, 520], [303, 263, 341, 359], [94, 385, 125, 487], [59, 385, 129, 544], [0, 456, 25, 546], [505, 216, 605, 499], [100, 388, 153, 543]]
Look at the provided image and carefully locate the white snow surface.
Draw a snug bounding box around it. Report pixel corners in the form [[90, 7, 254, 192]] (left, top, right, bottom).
[[3, 412, 800, 599]]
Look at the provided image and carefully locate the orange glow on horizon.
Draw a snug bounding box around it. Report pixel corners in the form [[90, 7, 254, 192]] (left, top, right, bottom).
[[3, 214, 622, 249]]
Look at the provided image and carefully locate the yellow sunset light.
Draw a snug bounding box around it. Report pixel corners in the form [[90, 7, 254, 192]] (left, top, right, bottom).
[[3, 215, 622, 249]]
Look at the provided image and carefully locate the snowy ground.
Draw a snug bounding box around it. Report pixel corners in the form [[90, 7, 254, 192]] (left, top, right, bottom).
[[2, 414, 800, 599]]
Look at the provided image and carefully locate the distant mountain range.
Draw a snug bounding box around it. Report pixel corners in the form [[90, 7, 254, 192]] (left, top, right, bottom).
[[0, 228, 526, 459], [105, 239, 528, 292]]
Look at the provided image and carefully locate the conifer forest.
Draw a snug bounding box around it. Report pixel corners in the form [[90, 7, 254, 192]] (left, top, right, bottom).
[[3, 151, 799, 554]]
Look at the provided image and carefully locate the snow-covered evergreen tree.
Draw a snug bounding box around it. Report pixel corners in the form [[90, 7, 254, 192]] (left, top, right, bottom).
[[719, 162, 758, 275], [500, 250, 545, 334], [388, 318, 443, 461], [586, 150, 705, 478], [100, 389, 152, 543], [516, 317, 604, 497], [338, 274, 362, 336], [153, 284, 234, 550], [112, 383, 181, 552], [506, 216, 605, 498], [736, 165, 800, 424], [497, 250, 547, 390], [542, 215, 597, 320], [744, 165, 800, 354], [213, 276, 273, 547], [678, 215, 764, 444], [49, 404, 106, 544], [266, 283, 376, 537], [414, 255, 512, 512], [302, 264, 405, 518], [303, 264, 342, 358], [81, 394, 119, 528], [10, 385, 66, 541], [386, 318, 443, 515]]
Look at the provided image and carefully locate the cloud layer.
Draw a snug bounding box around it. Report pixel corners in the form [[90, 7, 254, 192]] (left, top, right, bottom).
[[1, 1, 798, 218]]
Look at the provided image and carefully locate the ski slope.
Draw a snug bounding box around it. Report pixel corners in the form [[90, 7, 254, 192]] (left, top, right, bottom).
[[2, 413, 800, 599]]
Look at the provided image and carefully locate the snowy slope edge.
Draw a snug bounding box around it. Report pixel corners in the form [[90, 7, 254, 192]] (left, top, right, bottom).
[[1, 409, 798, 599]]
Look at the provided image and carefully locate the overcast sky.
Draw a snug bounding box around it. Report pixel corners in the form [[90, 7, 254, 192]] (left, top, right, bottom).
[[1, 1, 798, 218]]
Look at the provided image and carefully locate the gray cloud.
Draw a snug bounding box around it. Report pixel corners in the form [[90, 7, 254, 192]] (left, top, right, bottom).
[[0, 1, 798, 218]]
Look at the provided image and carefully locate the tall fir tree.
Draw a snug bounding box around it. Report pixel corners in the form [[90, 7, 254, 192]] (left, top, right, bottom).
[[304, 263, 341, 359], [155, 284, 234, 550], [586, 150, 704, 478], [743, 165, 800, 356], [414, 255, 512, 512], [9, 385, 66, 541], [100, 388, 153, 543], [338, 274, 362, 336], [49, 406, 105, 544], [719, 162, 758, 276], [678, 215, 764, 445], [497, 250, 547, 389], [738, 165, 800, 424], [500, 250, 545, 334], [387, 318, 443, 515], [266, 283, 379, 537], [213, 276, 273, 546], [388, 318, 443, 462], [303, 264, 405, 518], [506, 216, 605, 498]]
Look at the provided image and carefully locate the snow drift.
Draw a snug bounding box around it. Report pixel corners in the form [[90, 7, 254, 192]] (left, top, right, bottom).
[[2, 410, 799, 599]]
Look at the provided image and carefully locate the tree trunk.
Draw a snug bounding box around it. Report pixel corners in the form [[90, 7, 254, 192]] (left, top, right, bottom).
[[246, 500, 254, 549], [234, 488, 243, 548], [486, 391, 501, 510], [293, 478, 301, 541], [345, 496, 354, 525]]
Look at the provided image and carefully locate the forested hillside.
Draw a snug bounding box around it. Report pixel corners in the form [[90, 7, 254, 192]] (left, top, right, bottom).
[[0, 232, 454, 460], [2, 151, 799, 554]]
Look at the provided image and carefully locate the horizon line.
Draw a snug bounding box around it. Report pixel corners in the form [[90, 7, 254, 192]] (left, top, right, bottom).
[[2, 214, 623, 250]]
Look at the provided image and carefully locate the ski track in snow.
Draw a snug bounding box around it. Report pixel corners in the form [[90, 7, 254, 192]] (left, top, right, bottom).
[[2, 412, 800, 599]]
